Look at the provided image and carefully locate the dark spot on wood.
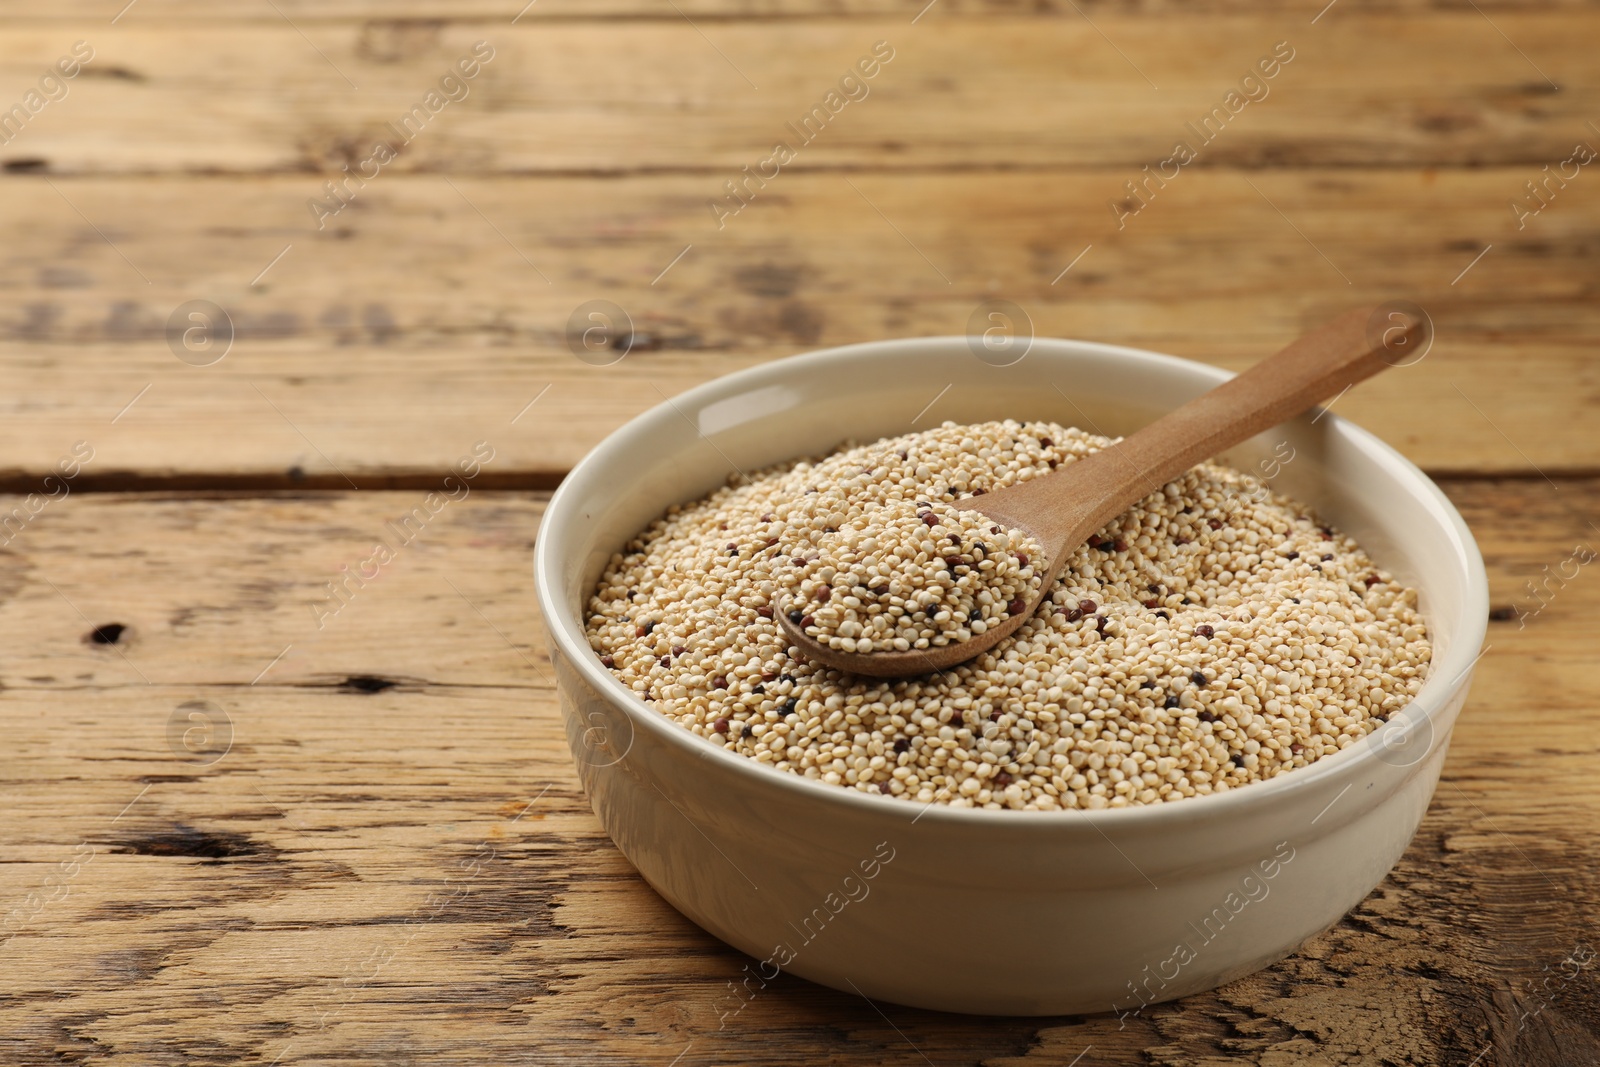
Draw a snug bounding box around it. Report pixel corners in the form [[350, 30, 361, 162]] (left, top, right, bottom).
[[112, 825, 262, 860], [344, 675, 398, 693], [1488, 605, 1520, 622], [735, 263, 803, 299], [363, 304, 397, 344], [287, 465, 307, 482], [84, 66, 146, 82], [2, 158, 48, 173], [1415, 110, 1480, 134], [87, 623, 127, 645], [14, 302, 59, 340], [778, 301, 823, 344], [104, 301, 160, 341]]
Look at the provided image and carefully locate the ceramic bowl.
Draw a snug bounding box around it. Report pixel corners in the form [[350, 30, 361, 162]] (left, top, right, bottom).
[[533, 336, 1487, 1016]]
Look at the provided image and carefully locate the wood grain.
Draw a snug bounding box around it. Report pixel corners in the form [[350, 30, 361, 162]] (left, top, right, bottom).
[[0, 482, 1595, 1064], [1, 0, 1595, 1060], [3, 0, 1594, 20], [0, 18, 1594, 176], [0, 168, 1593, 485]]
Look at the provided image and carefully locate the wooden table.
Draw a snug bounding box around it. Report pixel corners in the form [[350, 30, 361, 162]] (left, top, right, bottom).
[[2, 2, 1595, 1063]]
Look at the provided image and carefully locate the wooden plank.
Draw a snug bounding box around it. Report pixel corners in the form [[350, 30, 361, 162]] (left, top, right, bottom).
[[0, 169, 1592, 483], [0, 16, 1594, 176], [0, 481, 1591, 705], [0, 481, 1595, 1064], [0, 0, 1591, 22]]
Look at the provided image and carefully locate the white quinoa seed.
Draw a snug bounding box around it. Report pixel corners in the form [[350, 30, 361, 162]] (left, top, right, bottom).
[[584, 419, 1433, 811]]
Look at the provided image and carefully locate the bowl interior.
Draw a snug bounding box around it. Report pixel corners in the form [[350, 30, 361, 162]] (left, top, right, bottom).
[[539, 336, 1486, 815]]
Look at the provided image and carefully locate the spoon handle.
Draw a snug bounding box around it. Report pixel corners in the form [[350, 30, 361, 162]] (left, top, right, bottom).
[[983, 304, 1423, 549]]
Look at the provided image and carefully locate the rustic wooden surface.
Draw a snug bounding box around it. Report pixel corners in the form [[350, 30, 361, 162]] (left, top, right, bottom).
[[1, 1, 1596, 1064]]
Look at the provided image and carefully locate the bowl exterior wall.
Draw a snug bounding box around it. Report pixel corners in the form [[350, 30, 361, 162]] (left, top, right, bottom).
[[554, 641, 1470, 1014]]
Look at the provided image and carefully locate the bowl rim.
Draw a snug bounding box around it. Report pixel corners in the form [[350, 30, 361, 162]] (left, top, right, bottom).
[[535, 334, 1489, 831]]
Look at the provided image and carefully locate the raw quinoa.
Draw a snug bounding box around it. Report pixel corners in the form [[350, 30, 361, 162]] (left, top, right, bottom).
[[783, 499, 1047, 653], [585, 420, 1432, 810]]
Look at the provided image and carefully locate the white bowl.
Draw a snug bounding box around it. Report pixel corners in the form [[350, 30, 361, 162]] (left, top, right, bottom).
[[533, 336, 1487, 1016]]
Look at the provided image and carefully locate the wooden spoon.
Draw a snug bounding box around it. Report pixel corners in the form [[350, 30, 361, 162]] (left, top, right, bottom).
[[777, 304, 1426, 678]]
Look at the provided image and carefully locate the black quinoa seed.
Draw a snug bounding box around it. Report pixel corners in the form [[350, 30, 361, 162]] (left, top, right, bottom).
[[1322, 553, 1334, 562], [894, 737, 911, 753], [1191, 671, 1207, 685], [1231, 753, 1247, 768], [788, 610, 804, 624], [783, 698, 799, 716], [1286, 551, 1299, 560], [1164, 695, 1180, 709], [1195, 624, 1214, 638], [1198, 710, 1218, 722]]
